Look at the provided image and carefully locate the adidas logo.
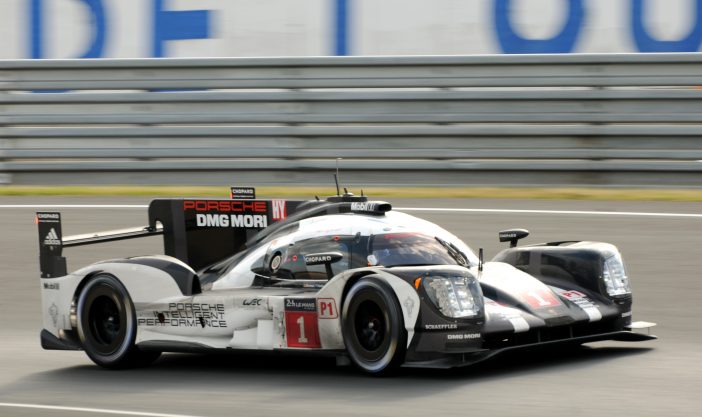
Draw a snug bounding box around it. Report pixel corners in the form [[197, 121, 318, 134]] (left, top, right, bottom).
[[43, 228, 61, 246]]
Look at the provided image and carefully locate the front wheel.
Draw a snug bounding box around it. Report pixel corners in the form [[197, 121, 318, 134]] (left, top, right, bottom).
[[342, 277, 407, 375], [77, 274, 160, 369]]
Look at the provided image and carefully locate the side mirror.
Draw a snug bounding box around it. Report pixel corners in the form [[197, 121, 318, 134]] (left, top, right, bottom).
[[250, 249, 282, 281], [304, 252, 343, 279], [499, 229, 530, 248]]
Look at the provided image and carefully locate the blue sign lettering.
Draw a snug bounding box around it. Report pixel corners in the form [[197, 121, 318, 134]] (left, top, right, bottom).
[[79, 0, 107, 58], [631, 0, 702, 52], [334, 0, 349, 56], [29, 0, 42, 59], [24, 0, 702, 58], [152, 0, 212, 58], [494, 0, 585, 54], [29, 0, 106, 59]]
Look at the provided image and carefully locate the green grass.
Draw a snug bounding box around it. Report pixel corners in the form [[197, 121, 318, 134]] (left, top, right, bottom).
[[1, 185, 702, 202]]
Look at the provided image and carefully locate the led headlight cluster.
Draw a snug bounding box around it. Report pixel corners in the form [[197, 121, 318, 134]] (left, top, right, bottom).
[[602, 252, 631, 297], [423, 275, 483, 318]]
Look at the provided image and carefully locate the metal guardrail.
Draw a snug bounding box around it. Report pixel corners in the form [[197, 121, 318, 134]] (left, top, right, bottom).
[[1, 54, 702, 187]]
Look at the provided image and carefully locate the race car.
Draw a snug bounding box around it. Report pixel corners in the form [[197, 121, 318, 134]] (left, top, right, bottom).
[[36, 188, 656, 374]]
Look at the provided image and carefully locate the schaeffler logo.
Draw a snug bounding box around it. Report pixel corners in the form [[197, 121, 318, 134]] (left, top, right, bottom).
[[43, 228, 61, 246]]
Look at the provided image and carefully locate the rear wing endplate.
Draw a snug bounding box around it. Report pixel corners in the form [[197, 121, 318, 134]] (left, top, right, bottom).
[[37, 212, 163, 278]]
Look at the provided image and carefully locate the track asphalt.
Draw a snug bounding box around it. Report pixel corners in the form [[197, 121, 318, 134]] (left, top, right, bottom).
[[1, 197, 700, 417]]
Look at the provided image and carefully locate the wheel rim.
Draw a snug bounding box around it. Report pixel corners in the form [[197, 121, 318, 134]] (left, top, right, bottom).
[[89, 295, 121, 346], [354, 300, 387, 352], [343, 280, 405, 374]]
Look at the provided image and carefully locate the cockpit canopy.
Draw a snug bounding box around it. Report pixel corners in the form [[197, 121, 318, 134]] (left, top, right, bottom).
[[368, 233, 467, 268], [211, 211, 478, 289]]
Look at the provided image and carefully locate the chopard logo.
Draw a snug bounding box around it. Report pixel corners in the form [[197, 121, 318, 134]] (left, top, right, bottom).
[[305, 255, 332, 263]]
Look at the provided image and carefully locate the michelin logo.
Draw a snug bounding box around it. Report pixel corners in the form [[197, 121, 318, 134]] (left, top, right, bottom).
[[43, 228, 61, 246]]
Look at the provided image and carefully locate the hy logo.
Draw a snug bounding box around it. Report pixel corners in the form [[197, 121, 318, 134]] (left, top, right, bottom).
[[43, 228, 61, 246]]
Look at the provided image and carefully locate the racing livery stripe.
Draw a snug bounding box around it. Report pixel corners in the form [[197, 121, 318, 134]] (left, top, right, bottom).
[[508, 317, 530, 333], [552, 287, 603, 322], [104, 257, 200, 296], [486, 299, 531, 333], [583, 306, 603, 322]]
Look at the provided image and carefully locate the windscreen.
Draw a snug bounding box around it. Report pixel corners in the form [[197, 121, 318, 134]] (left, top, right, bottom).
[[368, 233, 461, 267]]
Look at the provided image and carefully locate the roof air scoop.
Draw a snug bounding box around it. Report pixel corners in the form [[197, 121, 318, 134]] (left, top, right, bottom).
[[499, 229, 530, 248], [350, 201, 391, 214]]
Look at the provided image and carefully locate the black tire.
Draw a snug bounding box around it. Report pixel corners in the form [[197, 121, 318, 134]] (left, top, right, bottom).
[[342, 277, 407, 375], [77, 274, 161, 369]]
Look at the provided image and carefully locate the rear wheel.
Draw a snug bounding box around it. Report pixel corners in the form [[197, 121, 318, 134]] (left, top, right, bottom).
[[77, 274, 160, 369], [342, 277, 406, 375]]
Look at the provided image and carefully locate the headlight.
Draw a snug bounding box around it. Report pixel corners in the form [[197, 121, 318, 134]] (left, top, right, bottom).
[[423, 275, 483, 318], [602, 253, 631, 297]]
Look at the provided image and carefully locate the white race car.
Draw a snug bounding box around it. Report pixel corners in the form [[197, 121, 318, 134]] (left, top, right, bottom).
[[37, 189, 656, 374]]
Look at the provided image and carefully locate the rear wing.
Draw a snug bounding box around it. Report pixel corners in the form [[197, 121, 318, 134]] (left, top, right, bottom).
[[37, 197, 309, 278], [37, 212, 164, 278]]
